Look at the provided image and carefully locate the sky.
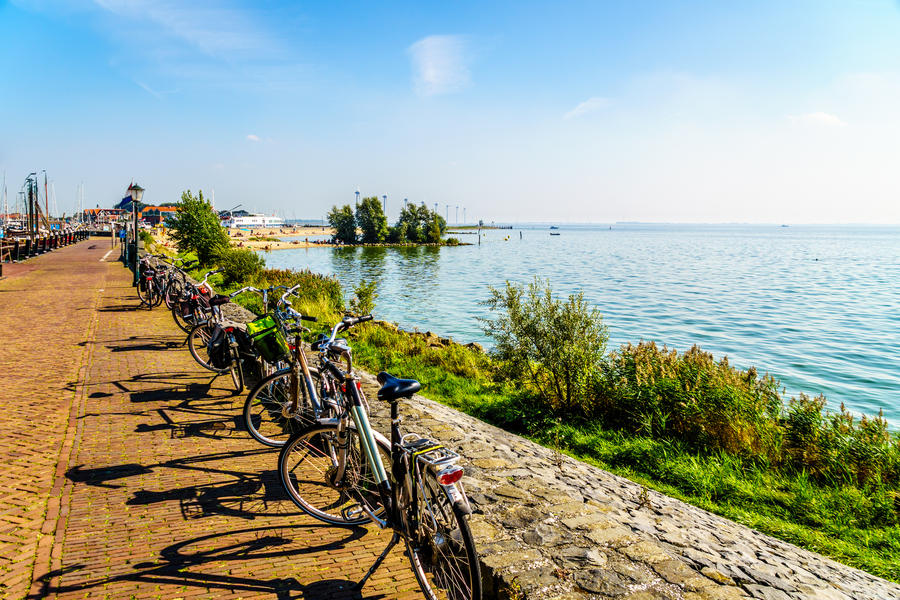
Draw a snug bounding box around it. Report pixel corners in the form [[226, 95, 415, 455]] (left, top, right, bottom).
[[2, 0, 900, 224]]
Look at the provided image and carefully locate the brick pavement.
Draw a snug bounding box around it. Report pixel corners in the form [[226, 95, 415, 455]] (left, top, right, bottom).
[[0, 242, 425, 600]]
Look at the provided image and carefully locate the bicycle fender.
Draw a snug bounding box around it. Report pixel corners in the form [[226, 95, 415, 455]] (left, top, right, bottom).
[[442, 482, 473, 515]]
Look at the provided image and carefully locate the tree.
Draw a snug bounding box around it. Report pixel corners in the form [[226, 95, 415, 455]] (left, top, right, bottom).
[[169, 190, 229, 264], [355, 197, 389, 243], [328, 204, 356, 244], [425, 213, 444, 243]]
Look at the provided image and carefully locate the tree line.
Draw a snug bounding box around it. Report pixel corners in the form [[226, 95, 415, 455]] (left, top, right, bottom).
[[327, 198, 448, 245]]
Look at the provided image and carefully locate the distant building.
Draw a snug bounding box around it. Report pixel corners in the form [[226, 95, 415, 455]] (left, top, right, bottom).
[[83, 208, 125, 225], [220, 211, 285, 228], [140, 206, 179, 226]]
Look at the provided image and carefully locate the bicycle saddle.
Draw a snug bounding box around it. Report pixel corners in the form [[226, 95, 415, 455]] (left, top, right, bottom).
[[209, 294, 231, 306], [376, 372, 421, 402]]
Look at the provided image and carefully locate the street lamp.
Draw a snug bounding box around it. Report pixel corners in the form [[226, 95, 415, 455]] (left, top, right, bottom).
[[128, 183, 144, 286]]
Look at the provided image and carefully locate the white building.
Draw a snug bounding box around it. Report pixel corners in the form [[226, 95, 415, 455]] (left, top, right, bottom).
[[221, 213, 285, 229]]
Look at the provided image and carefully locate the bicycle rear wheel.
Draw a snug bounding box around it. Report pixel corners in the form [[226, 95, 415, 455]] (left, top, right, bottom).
[[407, 474, 481, 600], [187, 322, 227, 372], [278, 423, 389, 525]]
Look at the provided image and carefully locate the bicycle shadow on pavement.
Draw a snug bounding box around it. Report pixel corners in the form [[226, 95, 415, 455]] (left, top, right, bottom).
[[29, 524, 384, 600]]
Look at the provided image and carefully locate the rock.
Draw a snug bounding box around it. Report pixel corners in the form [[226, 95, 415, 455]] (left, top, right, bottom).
[[575, 568, 629, 596], [500, 505, 543, 529], [744, 585, 793, 600], [622, 541, 671, 564], [701, 567, 736, 586], [465, 341, 485, 353], [522, 523, 567, 547], [586, 526, 639, 547], [557, 546, 608, 569], [494, 483, 531, 501]]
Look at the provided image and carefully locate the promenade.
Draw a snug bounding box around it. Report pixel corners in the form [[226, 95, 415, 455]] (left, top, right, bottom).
[[0, 240, 420, 600]]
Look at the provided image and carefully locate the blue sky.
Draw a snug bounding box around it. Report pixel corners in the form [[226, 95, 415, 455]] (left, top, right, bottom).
[[2, 0, 900, 223]]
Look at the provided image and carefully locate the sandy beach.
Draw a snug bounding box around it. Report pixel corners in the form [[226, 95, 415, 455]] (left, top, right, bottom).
[[151, 226, 335, 252], [228, 226, 335, 250]]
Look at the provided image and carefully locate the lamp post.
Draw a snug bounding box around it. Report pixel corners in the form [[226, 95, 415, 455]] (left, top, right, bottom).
[[128, 183, 144, 286]]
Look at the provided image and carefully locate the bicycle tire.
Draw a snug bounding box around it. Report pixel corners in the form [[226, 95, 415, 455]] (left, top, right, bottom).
[[228, 340, 244, 395], [242, 368, 324, 447], [187, 323, 227, 373], [407, 474, 481, 600], [278, 423, 390, 526], [150, 278, 165, 307], [164, 277, 182, 309], [172, 302, 200, 333]]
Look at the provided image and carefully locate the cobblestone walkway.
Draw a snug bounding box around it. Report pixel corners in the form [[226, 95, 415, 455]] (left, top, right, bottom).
[[0, 242, 422, 600]]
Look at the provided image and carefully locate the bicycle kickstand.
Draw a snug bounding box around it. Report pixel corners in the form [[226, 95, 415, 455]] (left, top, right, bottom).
[[354, 532, 400, 591]]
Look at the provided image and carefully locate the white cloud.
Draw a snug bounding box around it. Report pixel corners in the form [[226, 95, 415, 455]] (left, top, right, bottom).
[[788, 111, 847, 127], [93, 0, 276, 58], [564, 96, 610, 119], [246, 134, 261, 142], [408, 35, 470, 96]]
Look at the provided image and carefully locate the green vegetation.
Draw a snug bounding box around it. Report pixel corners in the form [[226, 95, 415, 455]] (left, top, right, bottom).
[[168, 190, 229, 263], [215, 246, 265, 286], [356, 197, 390, 243], [326, 199, 449, 245], [327, 204, 357, 244], [349, 280, 378, 316]]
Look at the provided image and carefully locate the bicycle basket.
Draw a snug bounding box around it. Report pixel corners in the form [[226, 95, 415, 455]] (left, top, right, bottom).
[[246, 315, 289, 363]]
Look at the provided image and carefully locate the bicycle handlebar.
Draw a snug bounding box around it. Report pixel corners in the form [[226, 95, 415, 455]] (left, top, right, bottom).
[[229, 286, 262, 298]]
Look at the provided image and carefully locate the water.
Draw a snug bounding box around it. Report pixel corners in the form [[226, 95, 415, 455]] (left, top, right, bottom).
[[264, 224, 900, 425]]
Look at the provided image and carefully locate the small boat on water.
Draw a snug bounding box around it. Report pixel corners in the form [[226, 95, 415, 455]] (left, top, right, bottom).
[[550, 232, 561, 236], [549, 225, 559, 230]]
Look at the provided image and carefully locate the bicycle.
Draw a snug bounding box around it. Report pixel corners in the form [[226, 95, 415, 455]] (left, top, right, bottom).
[[278, 315, 481, 600], [241, 284, 344, 447], [171, 268, 223, 333], [136, 255, 164, 309]]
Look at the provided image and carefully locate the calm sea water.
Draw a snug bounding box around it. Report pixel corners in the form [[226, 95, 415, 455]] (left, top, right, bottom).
[[264, 224, 900, 426]]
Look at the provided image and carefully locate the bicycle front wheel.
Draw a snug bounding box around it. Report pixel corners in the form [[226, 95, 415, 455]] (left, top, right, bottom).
[[407, 474, 482, 600], [278, 423, 389, 526], [187, 323, 226, 372], [228, 341, 244, 395], [242, 368, 321, 447]]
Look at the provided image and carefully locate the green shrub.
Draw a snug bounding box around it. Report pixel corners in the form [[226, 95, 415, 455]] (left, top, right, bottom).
[[349, 280, 378, 315], [250, 268, 343, 311], [595, 342, 784, 458], [215, 246, 265, 286], [481, 278, 608, 416], [444, 237, 461, 246], [139, 229, 154, 246]]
